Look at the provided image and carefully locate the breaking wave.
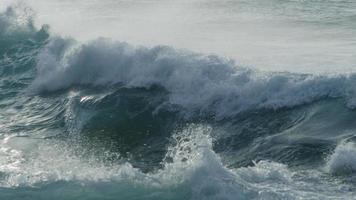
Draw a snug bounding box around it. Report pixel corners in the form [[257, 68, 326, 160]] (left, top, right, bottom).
[[29, 37, 356, 119], [1, 5, 356, 200]]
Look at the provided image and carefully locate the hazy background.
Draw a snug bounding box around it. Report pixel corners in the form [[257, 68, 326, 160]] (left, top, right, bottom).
[[2, 0, 355, 73]]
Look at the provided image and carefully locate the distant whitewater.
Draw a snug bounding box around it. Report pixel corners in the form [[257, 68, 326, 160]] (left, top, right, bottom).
[[1, 4, 356, 200]]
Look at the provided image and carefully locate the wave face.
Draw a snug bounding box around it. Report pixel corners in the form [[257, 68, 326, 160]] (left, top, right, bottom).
[[1, 5, 356, 200]]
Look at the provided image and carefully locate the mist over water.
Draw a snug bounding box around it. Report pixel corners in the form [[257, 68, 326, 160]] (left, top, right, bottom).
[[5, 0, 355, 73], [1, 1, 356, 200]]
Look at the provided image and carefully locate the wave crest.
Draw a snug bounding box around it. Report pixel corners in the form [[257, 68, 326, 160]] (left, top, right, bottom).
[[29, 37, 356, 118], [326, 142, 356, 175], [0, 5, 49, 56]]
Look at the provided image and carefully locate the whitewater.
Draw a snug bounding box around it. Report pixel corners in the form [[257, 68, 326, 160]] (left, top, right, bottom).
[[0, 0, 356, 199]]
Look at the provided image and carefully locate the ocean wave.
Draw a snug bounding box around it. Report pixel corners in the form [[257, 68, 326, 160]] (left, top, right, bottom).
[[0, 5, 48, 53], [1, 124, 354, 199], [0, 5, 35, 36], [0, 125, 249, 199], [326, 142, 356, 175], [28, 37, 356, 118], [1, 5, 356, 119], [2, 4, 356, 199]]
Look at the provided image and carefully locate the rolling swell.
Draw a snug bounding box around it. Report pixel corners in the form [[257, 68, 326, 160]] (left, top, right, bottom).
[[1, 5, 356, 199]]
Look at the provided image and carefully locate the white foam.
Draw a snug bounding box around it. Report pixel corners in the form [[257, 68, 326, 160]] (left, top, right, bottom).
[[0, 124, 248, 200], [326, 142, 356, 175], [1, 125, 355, 199], [0, 137, 122, 187], [0, 4, 36, 36], [30, 37, 356, 118]]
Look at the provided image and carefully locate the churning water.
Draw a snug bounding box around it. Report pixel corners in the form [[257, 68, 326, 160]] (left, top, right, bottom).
[[0, 1, 356, 199]]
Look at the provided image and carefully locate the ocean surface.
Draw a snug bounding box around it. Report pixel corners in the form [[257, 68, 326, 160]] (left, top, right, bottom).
[[0, 0, 356, 199]]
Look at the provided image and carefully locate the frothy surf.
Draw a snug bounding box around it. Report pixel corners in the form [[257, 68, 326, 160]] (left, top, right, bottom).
[[30, 37, 356, 119]]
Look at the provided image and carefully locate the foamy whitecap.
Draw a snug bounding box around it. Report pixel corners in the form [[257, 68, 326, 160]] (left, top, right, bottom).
[[29, 37, 356, 118], [326, 142, 356, 175], [1, 124, 355, 199]]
